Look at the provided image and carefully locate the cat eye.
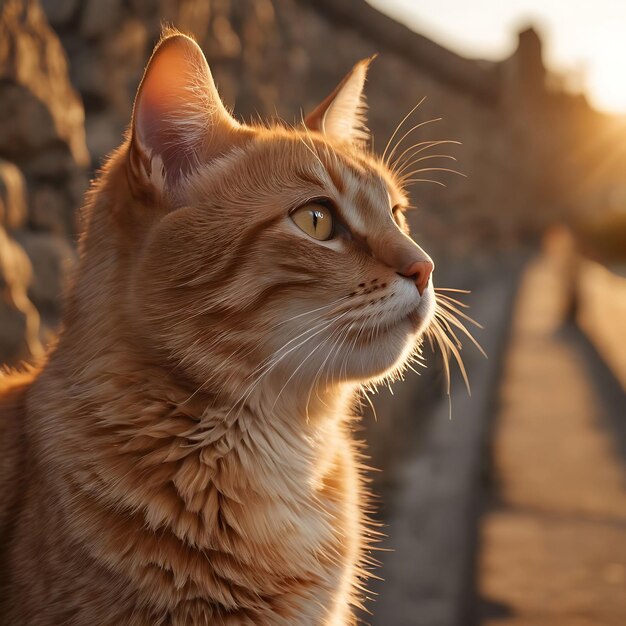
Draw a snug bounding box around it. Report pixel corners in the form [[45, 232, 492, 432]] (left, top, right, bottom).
[[290, 202, 334, 241]]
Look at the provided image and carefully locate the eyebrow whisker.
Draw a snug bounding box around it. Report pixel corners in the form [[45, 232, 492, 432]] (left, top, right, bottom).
[[384, 118, 443, 165], [381, 97, 427, 163]]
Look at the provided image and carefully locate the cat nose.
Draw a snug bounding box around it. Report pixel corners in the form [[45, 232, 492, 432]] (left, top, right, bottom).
[[398, 259, 434, 296], [371, 225, 434, 295]]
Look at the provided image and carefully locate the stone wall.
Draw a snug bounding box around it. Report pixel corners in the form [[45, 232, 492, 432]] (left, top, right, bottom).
[[0, 0, 88, 363], [0, 159, 41, 362]]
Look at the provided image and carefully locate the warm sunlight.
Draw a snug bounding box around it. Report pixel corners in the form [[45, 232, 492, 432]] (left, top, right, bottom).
[[368, 0, 626, 115], [583, 23, 626, 114]]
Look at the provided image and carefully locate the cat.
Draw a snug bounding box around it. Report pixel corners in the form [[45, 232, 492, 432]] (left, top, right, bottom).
[[0, 29, 438, 625]]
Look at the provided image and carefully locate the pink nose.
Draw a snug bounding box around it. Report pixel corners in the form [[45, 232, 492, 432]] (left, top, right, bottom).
[[400, 260, 434, 296]]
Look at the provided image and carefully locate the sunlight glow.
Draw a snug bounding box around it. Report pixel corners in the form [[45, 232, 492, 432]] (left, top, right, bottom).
[[583, 23, 626, 115], [367, 0, 626, 115]]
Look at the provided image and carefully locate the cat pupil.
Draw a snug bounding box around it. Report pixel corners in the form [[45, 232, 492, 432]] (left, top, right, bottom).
[[313, 210, 319, 229]]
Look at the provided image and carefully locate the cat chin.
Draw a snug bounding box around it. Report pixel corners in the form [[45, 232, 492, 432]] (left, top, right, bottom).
[[331, 316, 425, 384], [302, 295, 435, 385], [263, 316, 421, 394]]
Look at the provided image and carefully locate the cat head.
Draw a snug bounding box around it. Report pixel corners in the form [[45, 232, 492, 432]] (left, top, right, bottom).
[[120, 31, 435, 408]]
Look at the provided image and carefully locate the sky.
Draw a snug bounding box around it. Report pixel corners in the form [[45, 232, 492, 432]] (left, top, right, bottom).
[[367, 0, 626, 115]]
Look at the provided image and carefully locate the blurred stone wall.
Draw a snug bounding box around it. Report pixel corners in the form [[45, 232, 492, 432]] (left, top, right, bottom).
[[0, 0, 607, 365], [0, 0, 88, 363]]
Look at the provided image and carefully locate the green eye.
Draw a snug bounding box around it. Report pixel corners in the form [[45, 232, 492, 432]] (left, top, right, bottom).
[[291, 202, 334, 240]]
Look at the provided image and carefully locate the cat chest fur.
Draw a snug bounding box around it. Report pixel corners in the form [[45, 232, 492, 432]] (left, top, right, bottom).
[[4, 368, 363, 625]]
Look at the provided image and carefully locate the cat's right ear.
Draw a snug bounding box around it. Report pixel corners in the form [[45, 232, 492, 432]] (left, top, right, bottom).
[[128, 31, 240, 200], [304, 57, 373, 148]]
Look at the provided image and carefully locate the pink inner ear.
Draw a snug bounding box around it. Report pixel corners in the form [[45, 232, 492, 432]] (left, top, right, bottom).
[[131, 34, 237, 187], [133, 37, 207, 184]]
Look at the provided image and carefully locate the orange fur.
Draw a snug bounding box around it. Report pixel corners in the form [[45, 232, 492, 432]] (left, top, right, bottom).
[[0, 32, 437, 625]]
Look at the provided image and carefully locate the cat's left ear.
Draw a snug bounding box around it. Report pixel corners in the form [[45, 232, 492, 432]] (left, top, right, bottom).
[[304, 57, 374, 147], [128, 31, 241, 200]]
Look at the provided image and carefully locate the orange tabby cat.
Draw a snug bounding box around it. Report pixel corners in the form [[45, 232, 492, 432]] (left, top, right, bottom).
[[0, 31, 435, 625]]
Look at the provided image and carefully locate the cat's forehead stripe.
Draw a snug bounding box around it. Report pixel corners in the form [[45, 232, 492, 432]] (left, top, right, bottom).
[[325, 159, 346, 195], [336, 166, 390, 236]]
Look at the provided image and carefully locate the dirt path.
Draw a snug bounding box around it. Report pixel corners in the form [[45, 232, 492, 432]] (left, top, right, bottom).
[[477, 248, 626, 626]]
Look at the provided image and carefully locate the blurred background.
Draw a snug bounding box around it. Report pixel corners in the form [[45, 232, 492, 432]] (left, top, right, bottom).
[[0, 0, 624, 624]]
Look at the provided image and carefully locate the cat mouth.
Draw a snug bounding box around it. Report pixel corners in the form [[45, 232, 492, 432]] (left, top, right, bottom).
[[343, 307, 429, 345], [394, 298, 435, 333]]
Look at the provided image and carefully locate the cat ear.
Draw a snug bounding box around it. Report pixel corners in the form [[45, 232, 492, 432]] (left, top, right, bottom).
[[129, 31, 239, 196], [304, 57, 374, 147]]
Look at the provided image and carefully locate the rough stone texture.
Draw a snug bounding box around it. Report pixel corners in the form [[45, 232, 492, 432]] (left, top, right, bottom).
[[0, 224, 42, 364], [0, 0, 90, 232], [0, 160, 28, 230], [0, 0, 89, 167], [0, 0, 89, 363], [0, 156, 41, 363], [14, 230, 76, 321]]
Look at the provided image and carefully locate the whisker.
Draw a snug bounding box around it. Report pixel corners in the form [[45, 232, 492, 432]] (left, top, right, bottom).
[[391, 140, 462, 173], [385, 118, 442, 165], [435, 293, 470, 309], [436, 308, 486, 358], [434, 312, 463, 349], [306, 322, 350, 419], [435, 287, 471, 293], [327, 326, 351, 390], [429, 321, 452, 394], [437, 298, 483, 327], [273, 313, 353, 409], [274, 339, 326, 408], [399, 167, 467, 182], [401, 178, 447, 187], [269, 295, 353, 328], [237, 307, 355, 416], [183, 305, 345, 407], [341, 314, 371, 383], [381, 97, 426, 163], [433, 317, 471, 395], [393, 153, 457, 178]]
